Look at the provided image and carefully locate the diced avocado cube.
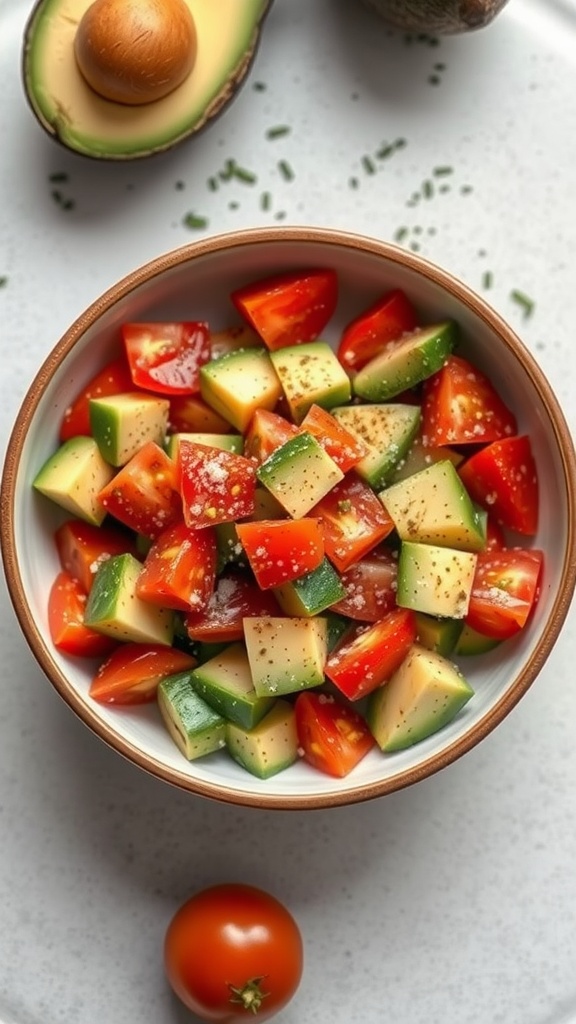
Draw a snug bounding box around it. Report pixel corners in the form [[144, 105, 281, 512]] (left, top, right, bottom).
[[274, 558, 346, 617], [415, 612, 463, 656], [225, 699, 299, 779], [270, 341, 351, 423], [453, 624, 502, 656], [33, 435, 114, 525], [189, 643, 275, 730], [165, 432, 243, 460], [158, 671, 226, 760], [324, 610, 352, 653], [256, 432, 344, 519], [390, 434, 463, 484], [199, 348, 283, 433], [333, 403, 421, 489], [379, 460, 486, 552], [84, 552, 173, 644], [353, 321, 456, 401], [244, 616, 328, 697], [397, 541, 477, 619], [367, 643, 474, 752], [90, 392, 170, 466]]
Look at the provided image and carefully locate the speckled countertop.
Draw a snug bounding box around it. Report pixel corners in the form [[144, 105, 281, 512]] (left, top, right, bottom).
[[1, 1, 576, 1021]]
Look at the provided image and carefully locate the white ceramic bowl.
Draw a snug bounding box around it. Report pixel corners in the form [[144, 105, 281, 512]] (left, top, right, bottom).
[[2, 227, 575, 808]]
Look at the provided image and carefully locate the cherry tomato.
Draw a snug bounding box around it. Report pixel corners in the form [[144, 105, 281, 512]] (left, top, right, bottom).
[[231, 268, 338, 351], [421, 354, 517, 447], [164, 883, 303, 1022], [122, 321, 211, 395], [48, 571, 117, 658], [337, 288, 418, 371], [465, 548, 543, 640]]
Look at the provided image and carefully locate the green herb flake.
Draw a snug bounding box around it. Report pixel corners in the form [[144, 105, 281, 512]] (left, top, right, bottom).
[[277, 159, 294, 182], [428, 74, 441, 85], [0, 276, 7, 288], [376, 143, 394, 160], [266, 125, 291, 140], [362, 155, 376, 175], [394, 227, 409, 243], [183, 212, 209, 230], [253, 81, 267, 91], [231, 164, 257, 185], [260, 191, 272, 211], [207, 176, 219, 192], [394, 137, 407, 149], [337, 499, 353, 514], [433, 165, 453, 177], [422, 179, 434, 199], [460, 184, 473, 194], [274, 210, 287, 221], [49, 172, 69, 183], [510, 289, 535, 318], [349, 176, 359, 190], [482, 271, 493, 289], [229, 201, 240, 210]]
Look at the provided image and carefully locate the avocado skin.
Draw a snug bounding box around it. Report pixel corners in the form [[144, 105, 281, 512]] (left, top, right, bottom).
[[362, 0, 510, 33], [22, 0, 274, 160]]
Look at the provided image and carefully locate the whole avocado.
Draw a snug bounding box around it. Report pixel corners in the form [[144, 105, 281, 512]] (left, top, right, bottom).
[[362, 0, 510, 34]]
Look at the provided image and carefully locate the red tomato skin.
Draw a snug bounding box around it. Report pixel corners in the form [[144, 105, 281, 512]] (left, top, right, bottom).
[[295, 691, 375, 777], [337, 289, 418, 371], [299, 404, 369, 473], [59, 356, 134, 442], [312, 472, 395, 572], [98, 441, 183, 539], [164, 884, 303, 1022], [231, 268, 338, 351], [135, 520, 217, 612], [458, 435, 539, 536], [55, 518, 136, 593], [122, 321, 211, 395], [185, 571, 282, 642], [325, 607, 417, 700], [244, 409, 299, 464], [421, 354, 517, 447], [89, 644, 197, 704], [330, 547, 398, 622], [168, 394, 233, 435], [465, 548, 544, 640], [235, 519, 325, 589], [179, 441, 257, 528], [48, 571, 118, 658]]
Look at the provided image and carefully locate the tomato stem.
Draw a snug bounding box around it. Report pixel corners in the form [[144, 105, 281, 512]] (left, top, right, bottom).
[[228, 977, 269, 1015]]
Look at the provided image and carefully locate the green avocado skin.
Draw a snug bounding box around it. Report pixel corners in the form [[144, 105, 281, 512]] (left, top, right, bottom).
[[22, 0, 273, 160], [361, 0, 510, 33]]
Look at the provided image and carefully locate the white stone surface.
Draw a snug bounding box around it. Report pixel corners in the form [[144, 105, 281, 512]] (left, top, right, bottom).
[[1, 0, 576, 1021]]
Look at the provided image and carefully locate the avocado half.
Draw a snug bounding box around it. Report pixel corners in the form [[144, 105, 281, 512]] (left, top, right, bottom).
[[22, 0, 272, 160], [362, 0, 510, 34]]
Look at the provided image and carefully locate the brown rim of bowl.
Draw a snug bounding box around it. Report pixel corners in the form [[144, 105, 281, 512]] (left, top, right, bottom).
[[2, 226, 576, 809]]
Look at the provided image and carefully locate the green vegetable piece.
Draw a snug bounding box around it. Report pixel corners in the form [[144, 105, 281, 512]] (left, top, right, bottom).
[[33, 435, 114, 525], [226, 699, 299, 779], [84, 552, 174, 644], [158, 672, 227, 760], [353, 321, 456, 402]]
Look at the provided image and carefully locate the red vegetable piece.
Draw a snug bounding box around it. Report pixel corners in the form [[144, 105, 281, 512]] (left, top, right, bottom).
[[122, 321, 211, 395], [337, 289, 418, 371], [48, 571, 117, 658], [325, 607, 417, 700], [312, 472, 395, 572], [185, 571, 282, 642], [135, 520, 217, 612], [55, 518, 137, 593], [167, 394, 233, 434], [231, 268, 338, 351], [244, 409, 299, 464], [421, 354, 517, 447], [235, 518, 324, 590], [465, 548, 543, 640], [59, 356, 134, 442], [98, 441, 182, 539], [178, 440, 257, 528], [299, 404, 369, 472], [458, 434, 539, 535], [295, 691, 375, 777], [89, 644, 197, 704], [330, 547, 398, 622]]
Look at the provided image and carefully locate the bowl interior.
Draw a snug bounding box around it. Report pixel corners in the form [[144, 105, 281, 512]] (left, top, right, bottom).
[[3, 228, 575, 807]]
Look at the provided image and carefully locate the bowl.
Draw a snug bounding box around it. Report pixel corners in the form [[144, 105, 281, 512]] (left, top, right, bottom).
[[2, 227, 575, 808]]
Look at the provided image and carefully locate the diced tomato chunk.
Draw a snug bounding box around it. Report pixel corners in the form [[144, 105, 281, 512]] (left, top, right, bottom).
[[89, 643, 197, 704], [122, 322, 211, 395], [48, 571, 117, 658], [185, 571, 282, 642], [295, 691, 375, 777], [59, 356, 134, 442], [244, 409, 299, 464], [135, 520, 217, 612], [458, 435, 539, 535], [337, 289, 418, 371], [312, 472, 395, 572], [325, 608, 417, 700], [236, 519, 324, 590], [465, 548, 543, 640], [55, 518, 136, 593], [98, 441, 182, 538], [299, 404, 369, 472], [330, 547, 398, 622], [421, 354, 517, 447], [231, 268, 338, 351], [178, 441, 257, 528], [167, 394, 233, 434]]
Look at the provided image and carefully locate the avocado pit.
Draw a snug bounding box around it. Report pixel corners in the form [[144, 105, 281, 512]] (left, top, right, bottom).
[[74, 0, 197, 105]]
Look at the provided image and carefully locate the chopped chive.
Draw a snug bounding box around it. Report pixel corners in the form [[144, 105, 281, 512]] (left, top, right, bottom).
[[274, 210, 287, 220], [376, 143, 394, 160], [175, 180, 185, 191], [394, 227, 409, 243], [277, 159, 294, 181], [349, 176, 359, 190], [433, 165, 453, 177], [260, 191, 272, 211], [0, 276, 7, 287], [394, 137, 407, 149], [229, 201, 240, 210], [439, 183, 451, 193], [207, 176, 219, 191], [219, 159, 235, 182], [482, 271, 493, 289], [413, 225, 423, 235], [460, 184, 473, 194], [266, 125, 291, 140], [428, 75, 441, 85], [409, 241, 421, 252], [183, 212, 209, 229], [231, 164, 257, 184], [422, 179, 434, 199], [510, 289, 535, 318], [253, 81, 266, 91], [362, 155, 376, 175], [49, 172, 68, 183]]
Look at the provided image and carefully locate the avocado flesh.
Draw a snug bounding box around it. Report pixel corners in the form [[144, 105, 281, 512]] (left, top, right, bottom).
[[23, 0, 271, 159]]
